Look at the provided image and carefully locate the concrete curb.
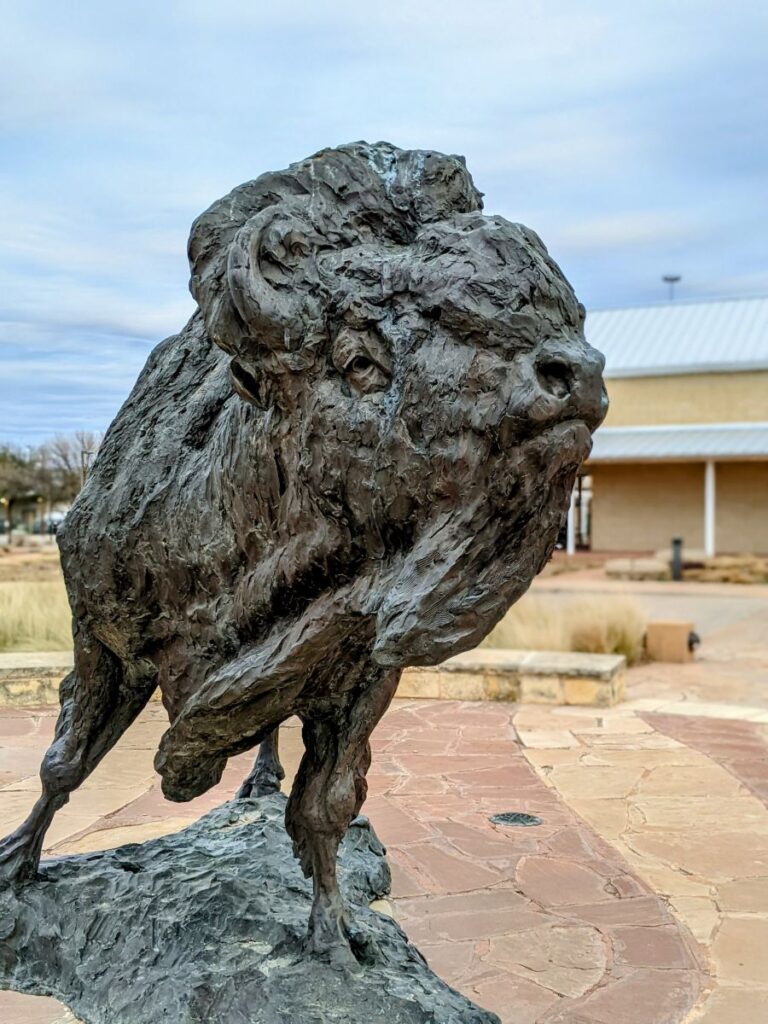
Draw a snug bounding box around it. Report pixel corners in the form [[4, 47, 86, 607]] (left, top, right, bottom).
[[0, 652, 74, 706]]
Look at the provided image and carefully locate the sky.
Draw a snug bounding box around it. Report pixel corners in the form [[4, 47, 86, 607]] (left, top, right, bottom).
[[1, 1, 767, 444]]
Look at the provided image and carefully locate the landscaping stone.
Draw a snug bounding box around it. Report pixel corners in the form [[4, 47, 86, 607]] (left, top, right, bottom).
[[605, 558, 670, 581], [399, 649, 626, 707], [0, 652, 72, 706], [0, 653, 161, 706]]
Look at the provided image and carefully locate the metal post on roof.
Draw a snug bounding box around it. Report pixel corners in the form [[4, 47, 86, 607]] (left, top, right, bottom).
[[662, 274, 681, 300]]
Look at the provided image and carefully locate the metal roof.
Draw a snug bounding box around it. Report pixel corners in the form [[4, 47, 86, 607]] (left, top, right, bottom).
[[586, 296, 768, 378], [590, 422, 768, 462]]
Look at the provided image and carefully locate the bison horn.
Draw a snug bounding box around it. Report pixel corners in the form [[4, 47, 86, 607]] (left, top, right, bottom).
[[227, 201, 327, 355]]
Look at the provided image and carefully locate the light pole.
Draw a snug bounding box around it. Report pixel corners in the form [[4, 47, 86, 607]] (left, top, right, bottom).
[[662, 274, 681, 301], [80, 448, 95, 488]]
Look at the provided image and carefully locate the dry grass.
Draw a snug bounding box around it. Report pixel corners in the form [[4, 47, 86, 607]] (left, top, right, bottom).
[[0, 547, 63, 583], [0, 579, 72, 651], [0, 548, 647, 663], [482, 593, 647, 665]]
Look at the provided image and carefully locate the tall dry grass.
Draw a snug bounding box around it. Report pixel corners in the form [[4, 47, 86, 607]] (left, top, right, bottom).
[[481, 594, 647, 665], [0, 580, 72, 651], [0, 559, 647, 664]]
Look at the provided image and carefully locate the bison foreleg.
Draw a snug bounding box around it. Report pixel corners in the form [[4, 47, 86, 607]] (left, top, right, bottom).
[[285, 667, 400, 964], [237, 727, 284, 797]]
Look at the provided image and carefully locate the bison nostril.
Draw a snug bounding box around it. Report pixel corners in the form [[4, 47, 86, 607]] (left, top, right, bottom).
[[536, 358, 573, 400]]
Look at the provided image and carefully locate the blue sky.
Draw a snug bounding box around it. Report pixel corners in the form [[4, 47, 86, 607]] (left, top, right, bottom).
[[2, 1, 767, 444]]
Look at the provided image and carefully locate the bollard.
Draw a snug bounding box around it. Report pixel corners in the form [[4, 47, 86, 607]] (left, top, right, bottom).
[[671, 537, 683, 581]]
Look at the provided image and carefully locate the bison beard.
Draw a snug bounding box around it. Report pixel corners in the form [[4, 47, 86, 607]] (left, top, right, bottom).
[[0, 142, 606, 964]]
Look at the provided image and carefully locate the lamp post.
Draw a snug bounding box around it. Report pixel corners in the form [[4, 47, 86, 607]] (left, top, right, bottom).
[[662, 274, 681, 301], [80, 448, 95, 488]]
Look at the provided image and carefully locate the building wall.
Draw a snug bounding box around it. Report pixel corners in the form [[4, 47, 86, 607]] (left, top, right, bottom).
[[591, 463, 704, 552], [603, 371, 768, 427], [716, 462, 768, 553], [591, 461, 768, 554]]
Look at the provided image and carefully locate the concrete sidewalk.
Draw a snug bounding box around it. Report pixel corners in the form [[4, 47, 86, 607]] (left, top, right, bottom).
[[534, 568, 768, 643]]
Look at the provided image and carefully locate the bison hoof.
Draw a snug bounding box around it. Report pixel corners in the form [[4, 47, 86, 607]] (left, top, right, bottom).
[[0, 832, 40, 886], [303, 929, 360, 971], [303, 901, 379, 969], [236, 768, 284, 799]]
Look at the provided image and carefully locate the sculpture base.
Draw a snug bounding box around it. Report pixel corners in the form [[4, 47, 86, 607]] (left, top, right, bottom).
[[0, 795, 499, 1024]]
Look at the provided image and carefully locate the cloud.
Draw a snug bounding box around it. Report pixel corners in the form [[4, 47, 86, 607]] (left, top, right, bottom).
[[555, 212, 707, 251], [1, 1, 766, 441]]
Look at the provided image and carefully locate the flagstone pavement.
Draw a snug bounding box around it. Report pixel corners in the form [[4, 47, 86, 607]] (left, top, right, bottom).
[[1, 629, 767, 1022]]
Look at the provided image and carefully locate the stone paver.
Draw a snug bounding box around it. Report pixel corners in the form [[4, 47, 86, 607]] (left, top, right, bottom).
[[647, 712, 768, 804], [1, 699, 709, 1024], [516, 699, 768, 1021], [3, 580, 768, 1022], [369, 701, 705, 1023], [0, 991, 77, 1024]]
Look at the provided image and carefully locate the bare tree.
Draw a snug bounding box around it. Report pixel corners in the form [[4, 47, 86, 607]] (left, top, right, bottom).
[[38, 431, 103, 502], [0, 433, 104, 534], [0, 445, 40, 531]]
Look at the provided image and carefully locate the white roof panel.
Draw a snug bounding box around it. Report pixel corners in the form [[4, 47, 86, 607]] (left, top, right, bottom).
[[590, 422, 768, 462], [586, 297, 768, 378]]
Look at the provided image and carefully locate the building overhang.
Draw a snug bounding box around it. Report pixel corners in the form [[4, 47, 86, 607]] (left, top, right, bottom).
[[604, 360, 768, 380], [587, 422, 768, 464], [587, 296, 768, 378]]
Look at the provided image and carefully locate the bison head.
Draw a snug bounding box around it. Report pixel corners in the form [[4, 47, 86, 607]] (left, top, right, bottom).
[[188, 142, 607, 669]]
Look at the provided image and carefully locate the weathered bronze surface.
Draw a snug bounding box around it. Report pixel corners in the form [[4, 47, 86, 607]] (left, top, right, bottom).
[[0, 797, 501, 1023], [0, 143, 606, 967]]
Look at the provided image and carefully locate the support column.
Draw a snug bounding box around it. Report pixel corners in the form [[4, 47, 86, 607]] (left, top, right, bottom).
[[704, 459, 716, 559], [566, 487, 577, 556]]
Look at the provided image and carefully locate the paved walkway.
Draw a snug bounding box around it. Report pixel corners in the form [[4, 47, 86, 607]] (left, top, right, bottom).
[[2, 683, 767, 1023], [2, 577, 768, 1024], [535, 566, 768, 639]]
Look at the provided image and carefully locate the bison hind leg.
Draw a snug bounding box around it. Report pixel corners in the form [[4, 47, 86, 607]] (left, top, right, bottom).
[[237, 728, 284, 798]]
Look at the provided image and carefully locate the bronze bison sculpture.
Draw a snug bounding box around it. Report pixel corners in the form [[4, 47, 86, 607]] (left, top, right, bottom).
[[0, 141, 606, 962]]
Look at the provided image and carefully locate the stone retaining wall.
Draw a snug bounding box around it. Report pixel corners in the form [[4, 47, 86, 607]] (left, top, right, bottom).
[[0, 648, 626, 708], [0, 652, 74, 706], [398, 648, 625, 706]]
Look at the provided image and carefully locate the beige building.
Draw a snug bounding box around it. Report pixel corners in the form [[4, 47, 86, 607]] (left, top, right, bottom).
[[578, 297, 768, 555]]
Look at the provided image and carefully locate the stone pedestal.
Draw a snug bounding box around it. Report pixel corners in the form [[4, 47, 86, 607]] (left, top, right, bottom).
[[0, 796, 498, 1024]]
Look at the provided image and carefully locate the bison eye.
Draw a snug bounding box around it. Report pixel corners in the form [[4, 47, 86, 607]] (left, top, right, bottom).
[[344, 353, 390, 395], [229, 358, 262, 405], [349, 355, 373, 373], [332, 326, 392, 396]]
